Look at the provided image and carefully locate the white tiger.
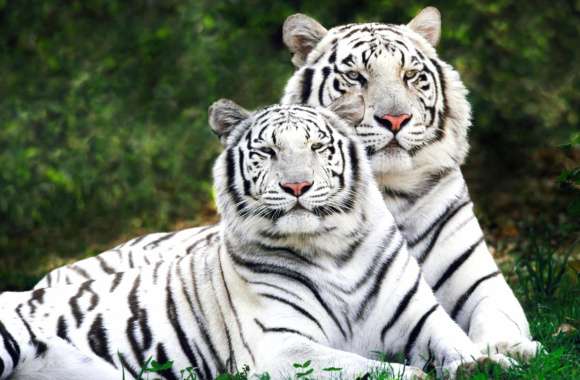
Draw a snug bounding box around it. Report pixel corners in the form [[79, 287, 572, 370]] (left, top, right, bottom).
[[280, 6, 540, 359], [1, 99, 512, 380], [34, 4, 540, 364]]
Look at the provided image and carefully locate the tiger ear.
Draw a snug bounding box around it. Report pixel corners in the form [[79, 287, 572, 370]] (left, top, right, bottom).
[[283, 14, 328, 67], [208, 99, 250, 145], [407, 6, 441, 47], [328, 93, 365, 127]]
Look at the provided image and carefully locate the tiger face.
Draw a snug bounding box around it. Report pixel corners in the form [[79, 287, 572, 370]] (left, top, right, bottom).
[[282, 7, 471, 175], [209, 95, 371, 241]]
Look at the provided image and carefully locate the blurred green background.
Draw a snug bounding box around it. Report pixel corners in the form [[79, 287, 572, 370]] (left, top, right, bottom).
[[0, 0, 578, 290]]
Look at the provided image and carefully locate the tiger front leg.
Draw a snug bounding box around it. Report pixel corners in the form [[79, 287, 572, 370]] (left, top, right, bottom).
[[464, 294, 543, 361], [379, 259, 514, 379], [255, 336, 426, 380]]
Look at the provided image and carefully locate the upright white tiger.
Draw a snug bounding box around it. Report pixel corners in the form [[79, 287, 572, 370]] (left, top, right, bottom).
[[1, 99, 512, 380], [280, 7, 540, 359]]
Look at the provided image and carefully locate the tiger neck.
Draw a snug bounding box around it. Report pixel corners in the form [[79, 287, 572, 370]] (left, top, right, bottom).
[[222, 188, 387, 264], [377, 165, 467, 225]]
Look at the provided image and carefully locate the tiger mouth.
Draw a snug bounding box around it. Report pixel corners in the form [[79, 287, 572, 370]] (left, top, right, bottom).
[[385, 139, 402, 148], [288, 203, 312, 213]]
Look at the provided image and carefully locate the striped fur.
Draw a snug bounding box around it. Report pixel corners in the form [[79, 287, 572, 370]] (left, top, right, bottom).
[[280, 7, 540, 359], [2, 102, 511, 379], [34, 5, 539, 365]]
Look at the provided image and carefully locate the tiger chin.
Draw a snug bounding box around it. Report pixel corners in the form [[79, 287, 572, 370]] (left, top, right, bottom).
[[281, 6, 541, 361], [1, 96, 515, 380]]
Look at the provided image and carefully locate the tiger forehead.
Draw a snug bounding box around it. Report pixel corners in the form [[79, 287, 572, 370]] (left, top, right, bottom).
[[250, 108, 333, 145], [326, 23, 423, 65]]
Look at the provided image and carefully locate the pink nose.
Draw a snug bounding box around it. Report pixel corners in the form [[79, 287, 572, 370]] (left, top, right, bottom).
[[379, 114, 412, 132], [280, 181, 313, 197]]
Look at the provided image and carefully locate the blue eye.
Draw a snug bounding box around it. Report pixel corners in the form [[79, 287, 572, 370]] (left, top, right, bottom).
[[346, 71, 361, 80]]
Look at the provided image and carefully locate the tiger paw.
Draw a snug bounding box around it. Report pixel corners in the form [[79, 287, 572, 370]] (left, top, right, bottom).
[[398, 366, 428, 380], [444, 354, 515, 379], [478, 339, 544, 362]]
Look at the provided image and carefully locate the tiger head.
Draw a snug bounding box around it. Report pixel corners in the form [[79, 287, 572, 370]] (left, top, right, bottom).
[[282, 7, 471, 178], [209, 95, 382, 252]]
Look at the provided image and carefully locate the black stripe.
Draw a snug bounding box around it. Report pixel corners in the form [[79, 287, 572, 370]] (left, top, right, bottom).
[[143, 232, 177, 250], [230, 252, 348, 338], [166, 269, 200, 375], [88, 314, 116, 366], [356, 238, 404, 319], [404, 304, 438, 359], [118, 353, 139, 379], [451, 271, 501, 319], [383, 187, 417, 202], [300, 68, 315, 104], [126, 275, 153, 367], [259, 293, 327, 338], [27, 289, 45, 315], [0, 355, 4, 378], [176, 262, 213, 379], [225, 149, 248, 216], [96, 256, 115, 275], [208, 256, 236, 372], [246, 281, 304, 301], [218, 252, 256, 365], [156, 343, 179, 380], [70, 265, 91, 279], [409, 198, 470, 248], [69, 281, 99, 327], [56, 316, 70, 342], [432, 237, 484, 291], [129, 234, 147, 246], [254, 318, 316, 342], [110, 272, 124, 292], [417, 200, 472, 264], [346, 225, 397, 294], [0, 320, 20, 371], [15, 306, 47, 358], [380, 272, 421, 340], [318, 66, 331, 105]]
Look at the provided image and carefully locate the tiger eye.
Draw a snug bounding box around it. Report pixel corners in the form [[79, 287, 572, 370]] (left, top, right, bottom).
[[311, 142, 324, 150], [346, 71, 361, 80], [258, 147, 276, 157], [404, 70, 419, 79]]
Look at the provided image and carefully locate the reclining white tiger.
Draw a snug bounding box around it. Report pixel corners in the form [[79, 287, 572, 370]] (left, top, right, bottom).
[[1, 99, 513, 380], [35, 5, 540, 362]]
